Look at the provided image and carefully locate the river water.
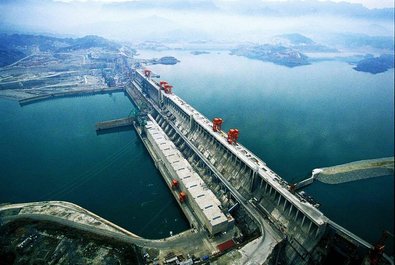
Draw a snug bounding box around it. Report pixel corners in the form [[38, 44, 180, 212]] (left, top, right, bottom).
[[0, 93, 189, 239], [139, 50, 394, 252], [0, 50, 393, 250]]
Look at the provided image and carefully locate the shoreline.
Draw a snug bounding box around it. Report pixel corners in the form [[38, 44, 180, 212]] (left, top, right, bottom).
[[0, 87, 125, 105], [19, 87, 125, 105]]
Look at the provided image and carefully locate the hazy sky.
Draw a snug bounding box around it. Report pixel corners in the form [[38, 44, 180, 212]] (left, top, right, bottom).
[[54, 0, 394, 9], [268, 0, 394, 9], [316, 0, 394, 9], [1, 0, 393, 42]]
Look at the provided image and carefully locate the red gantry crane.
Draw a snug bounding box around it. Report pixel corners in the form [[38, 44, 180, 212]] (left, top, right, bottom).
[[227, 129, 239, 144], [143, 69, 151, 78], [212, 118, 223, 132], [179, 191, 187, 203], [163, 84, 173, 94], [171, 179, 179, 189], [159, 81, 173, 94]]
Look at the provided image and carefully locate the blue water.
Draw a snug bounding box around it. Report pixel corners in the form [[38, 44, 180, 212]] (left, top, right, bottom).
[[1, 50, 394, 251], [304, 175, 394, 253], [140, 50, 394, 252], [0, 93, 189, 239]]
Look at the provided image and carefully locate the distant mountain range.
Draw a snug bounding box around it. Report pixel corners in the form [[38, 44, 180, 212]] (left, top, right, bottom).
[[0, 32, 393, 74], [107, 0, 218, 11], [214, 0, 394, 19], [0, 0, 393, 44], [231, 44, 310, 67], [105, 0, 394, 19], [229, 33, 394, 73], [0, 34, 121, 67], [230, 33, 336, 67], [272, 33, 338, 52], [326, 33, 395, 51]]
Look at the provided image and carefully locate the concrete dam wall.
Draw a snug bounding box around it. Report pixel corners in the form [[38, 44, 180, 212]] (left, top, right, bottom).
[[133, 70, 328, 256], [130, 69, 395, 264]]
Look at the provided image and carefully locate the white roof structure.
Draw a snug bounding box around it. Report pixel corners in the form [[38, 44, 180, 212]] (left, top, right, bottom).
[[145, 118, 228, 234]]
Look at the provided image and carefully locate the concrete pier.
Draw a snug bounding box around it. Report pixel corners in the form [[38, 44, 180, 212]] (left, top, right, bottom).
[[19, 87, 124, 106], [294, 176, 315, 190], [315, 157, 394, 184], [95, 117, 134, 131]]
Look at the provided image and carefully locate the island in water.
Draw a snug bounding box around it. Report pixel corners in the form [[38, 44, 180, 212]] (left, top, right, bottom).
[[150, 56, 180, 65], [230, 44, 310, 67], [191, 51, 210, 55], [353, 54, 395, 74]]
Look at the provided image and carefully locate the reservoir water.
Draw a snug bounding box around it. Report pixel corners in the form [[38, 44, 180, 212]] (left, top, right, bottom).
[[0, 93, 189, 239], [139, 50, 394, 252], [0, 50, 393, 251]]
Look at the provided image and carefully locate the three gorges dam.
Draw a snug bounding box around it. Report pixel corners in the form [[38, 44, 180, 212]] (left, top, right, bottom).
[[121, 68, 393, 265], [5, 65, 391, 265]]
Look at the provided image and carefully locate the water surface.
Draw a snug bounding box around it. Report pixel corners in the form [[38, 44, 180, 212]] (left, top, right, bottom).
[[0, 93, 189, 239], [140, 50, 394, 251], [1, 50, 393, 249]]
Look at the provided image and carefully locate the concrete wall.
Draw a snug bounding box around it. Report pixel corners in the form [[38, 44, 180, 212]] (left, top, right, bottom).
[[137, 72, 328, 244], [145, 117, 228, 236], [135, 71, 160, 105]]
